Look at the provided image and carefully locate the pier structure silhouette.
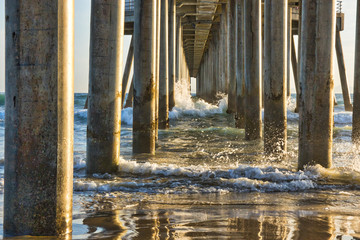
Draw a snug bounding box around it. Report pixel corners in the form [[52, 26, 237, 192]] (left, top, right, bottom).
[[3, 0, 360, 237]]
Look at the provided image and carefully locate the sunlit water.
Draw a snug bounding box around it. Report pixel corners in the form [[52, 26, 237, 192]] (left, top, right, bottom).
[[0, 81, 359, 239]]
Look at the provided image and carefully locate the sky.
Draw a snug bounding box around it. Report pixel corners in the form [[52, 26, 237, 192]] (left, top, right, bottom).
[[0, 0, 132, 93], [0, 0, 358, 93]]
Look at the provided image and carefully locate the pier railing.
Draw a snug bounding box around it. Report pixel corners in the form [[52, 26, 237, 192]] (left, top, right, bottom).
[[337, 0, 343, 13], [125, 0, 134, 15]]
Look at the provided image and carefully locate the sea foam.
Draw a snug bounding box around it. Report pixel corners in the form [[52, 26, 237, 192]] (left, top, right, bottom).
[[73, 158, 321, 194]]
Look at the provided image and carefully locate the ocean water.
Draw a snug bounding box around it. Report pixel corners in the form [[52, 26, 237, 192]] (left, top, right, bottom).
[[0, 83, 360, 239]]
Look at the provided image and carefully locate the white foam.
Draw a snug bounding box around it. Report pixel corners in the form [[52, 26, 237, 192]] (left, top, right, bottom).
[[285, 100, 353, 125], [74, 107, 134, 125], [0, 178, 4, 193], [169, 79, 227, 119], [74, 155, 86, 170], [73, 158, 320, 193], [0, 110, 4, 122], [74, 109, 87, 121], [334, 110, 352, 125], [220, 178, 316, 192], [121, 107, 133, 125]]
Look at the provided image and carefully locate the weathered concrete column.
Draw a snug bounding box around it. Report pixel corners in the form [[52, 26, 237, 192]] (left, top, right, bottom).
[[295, 0, 302, 113], [4, 0, 74, 236], [207, 51, 211, 101], [121, 37, 134, 108], [218, 6, 225, 93], [168, 0, 176, 110], [236, 0, 245, 128], [133, 0, 156, 154], [196, 66, 201, 97], [298, 0, 336, 169], [227, 0, 237, 113], [125, 78, 134, 108], [223, 3, 229, 94], [287, 7, 292, 98], [87, 0, 124, 174], [198, 62, 202, 98], [181, 46, 186, 85], [244, 0, 262, 140], [291, 34, 299, 102], [335, 24, 353, 111], [264, 0, 288, 154], [155, 0, 161, 140], [204, 52, 208, 101], [208, 49, 211, 100], [213, 34, 219, 97], [201, 60, 205, 98], [208, 45, 213, 101], [176, 16, 181, 84], [203, 57, 207, 99], [159, 0, 169, 129], [211, 42, 216, 100], [353, 0, 360, 142]]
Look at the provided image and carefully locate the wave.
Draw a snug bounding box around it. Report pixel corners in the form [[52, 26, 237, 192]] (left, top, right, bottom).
[[74, 108, 134, 125], [0, 88, 353, 126], [170, 78, 227, 118], [73, 158, 326, 194], [0, 158, 357, 194], [74, 93, 88, 108]]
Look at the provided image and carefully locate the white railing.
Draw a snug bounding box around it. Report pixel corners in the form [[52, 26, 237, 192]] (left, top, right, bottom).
[[337, 0, 343, 13], [125, 0, 134, 14]]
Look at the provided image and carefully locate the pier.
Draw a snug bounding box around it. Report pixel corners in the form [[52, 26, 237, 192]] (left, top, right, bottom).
[[3, 0, 360, 237]]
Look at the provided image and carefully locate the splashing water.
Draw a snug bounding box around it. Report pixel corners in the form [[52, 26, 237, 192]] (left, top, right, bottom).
[[170, 78, 228, 119], [120, 79, 228, 125]]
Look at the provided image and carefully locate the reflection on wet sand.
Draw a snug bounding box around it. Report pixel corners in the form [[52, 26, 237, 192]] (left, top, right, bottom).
[[296, 216, 335, 240], [82, 210, 126, 240], [5, 208, 360, 240], [131, 210, 174, 240], [74, 191, 360, 239], [228, 217, 261, 239], [78, 206, 360, 239]]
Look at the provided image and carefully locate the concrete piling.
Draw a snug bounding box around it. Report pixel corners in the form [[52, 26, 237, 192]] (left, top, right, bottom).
[[264, 0, 288, 154], [235, 0, 245, 129], [196, 64, 201, 98], [218, 5, 226, 94], [209, 43, 215, 101], [176, 16, 181, 84], [295, 0, 303, 114], [353, 0, 360, 143], [223, 3, 229, 94], [335, 24, 353, 111], [133, 0, 157, 154], [298, 0, 336, 169], [244, 0, 262, 140], [125, 78, 134, 108], [168, 0, 176, 110], [204, 51, 208, 101], [202, 58, 205, 98], [155, 0, 161, 140], [87, 0, 125, 174], [291, 34, 299, 105], [213, 33, 219, 99], [159, 0, 169, 129], [4, 0, 74, 236], [227, 0, 237, 113], [287, 7, 292, 99]]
